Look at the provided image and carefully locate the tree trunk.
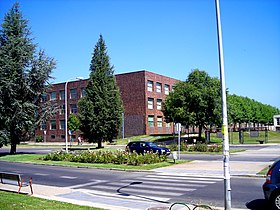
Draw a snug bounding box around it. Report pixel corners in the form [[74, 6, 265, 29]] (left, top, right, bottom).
[[97, 138, 103, 148], [10, 142, 17, 154]]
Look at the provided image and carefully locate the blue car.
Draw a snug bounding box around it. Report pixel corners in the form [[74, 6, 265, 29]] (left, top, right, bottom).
[[263, 158, 280, 210], [126, 141, 170, 155]]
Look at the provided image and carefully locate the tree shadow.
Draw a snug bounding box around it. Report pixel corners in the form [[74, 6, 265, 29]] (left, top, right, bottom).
[[246, 199, 271, 210]]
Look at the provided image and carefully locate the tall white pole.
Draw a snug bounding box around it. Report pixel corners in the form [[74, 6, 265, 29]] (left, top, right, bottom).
[[64, 77, 84, 153], [215, 0, 231, 209], [65, 80, 69, 153]]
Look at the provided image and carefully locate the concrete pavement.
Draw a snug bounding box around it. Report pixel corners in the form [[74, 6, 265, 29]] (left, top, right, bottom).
[[1, 144, 278, 210]]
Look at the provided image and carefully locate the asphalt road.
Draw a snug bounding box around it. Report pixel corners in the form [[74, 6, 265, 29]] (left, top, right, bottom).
[[0, 160, 268, 209]]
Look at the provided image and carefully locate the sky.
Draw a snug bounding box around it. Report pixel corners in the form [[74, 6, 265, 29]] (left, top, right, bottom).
[[1, 0, 280, 109]]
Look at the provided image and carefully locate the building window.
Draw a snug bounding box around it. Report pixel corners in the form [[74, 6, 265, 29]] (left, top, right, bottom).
[[148, 116, 154, 127], [51, 135, 55, 139], [50, 92, 56, 101], [164, 84, 170, 95], [60, 90, 65, 100], [172, 86, 175, 92], [166, 122, 171, 128], [60, 104, 65, 115], [41, 121, 46, 130], [277, 118, 280, 126], [41, 94, 47, 102], [61, 135, 65, 139], [70, 104, 77, 114], [70, 88, 77, 99], [50, 120, 56, 130], [81, 87, 86, 98], [156, 82, 162, 93], [60, 120, 65, 130], [156, 99, 162, 110], [147, 80, 153, 92], [157, 116, 163, 127], [148, 98, 154, 109]]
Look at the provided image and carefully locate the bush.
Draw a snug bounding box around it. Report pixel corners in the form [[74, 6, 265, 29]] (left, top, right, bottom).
[[42, 149, 168, 166], [168, 142, 222, 153], [36, 136, 43, 143]]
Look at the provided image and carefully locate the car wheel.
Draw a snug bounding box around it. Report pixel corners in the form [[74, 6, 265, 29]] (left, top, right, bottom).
[[271, 192, 280, 210]]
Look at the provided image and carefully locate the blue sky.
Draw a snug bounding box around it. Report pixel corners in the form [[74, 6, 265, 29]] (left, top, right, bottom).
[[1, 0, 280, 109]]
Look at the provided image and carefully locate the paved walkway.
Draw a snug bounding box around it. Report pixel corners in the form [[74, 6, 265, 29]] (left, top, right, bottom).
[[1, 144, 279, 210]]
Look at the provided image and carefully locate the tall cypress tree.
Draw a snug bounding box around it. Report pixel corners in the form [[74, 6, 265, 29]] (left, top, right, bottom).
[[0, 3, 56, 154], [78, 35, 123, 148]]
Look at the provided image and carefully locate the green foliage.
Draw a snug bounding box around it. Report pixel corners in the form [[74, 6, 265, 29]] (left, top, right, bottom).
[[0, 3, 56, 154], [169, 142, 222, 153], [67, 113, 80, 133], [163, 69, 221, 139], [78, 35, 123, 148], [227, 94, 279, 126], [35, 136, 43, 142], [43, 150, 167, 166]]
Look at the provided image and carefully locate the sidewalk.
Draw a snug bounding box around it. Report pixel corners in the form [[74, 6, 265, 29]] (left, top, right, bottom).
[[1, 144, 277, 210]]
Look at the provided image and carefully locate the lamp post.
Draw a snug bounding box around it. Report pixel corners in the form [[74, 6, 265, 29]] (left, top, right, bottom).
[[65, 77, 83, 153], [215, 0, 231, 209]]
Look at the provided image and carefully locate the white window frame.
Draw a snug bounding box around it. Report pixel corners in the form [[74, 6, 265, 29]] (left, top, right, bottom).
[[148, 116, 154, 127], [148, 98, 154, 109], [156, 99, 162, 110], [164, 84, 170, 95], [156, 82, 162, 93], [157, 116, 163, 127], [50, 92, 56, 101], [147, 80, 153, 92], [70, 88, 77, 99]]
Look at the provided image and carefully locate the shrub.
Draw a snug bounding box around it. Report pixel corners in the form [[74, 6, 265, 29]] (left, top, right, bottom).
[[42, 149, 168, 166]]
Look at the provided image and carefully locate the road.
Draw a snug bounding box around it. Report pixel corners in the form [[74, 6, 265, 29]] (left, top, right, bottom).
[[0, 160, 267, 209]]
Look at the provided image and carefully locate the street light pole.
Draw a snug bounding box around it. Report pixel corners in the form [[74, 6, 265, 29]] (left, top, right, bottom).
[[65, 77, 83, 153], [215, 0, 231, 209]]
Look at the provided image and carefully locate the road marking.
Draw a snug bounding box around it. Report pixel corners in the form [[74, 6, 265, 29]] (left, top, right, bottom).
[[147, 174, 223, 181], [60, 175, 77, 179], [70, 180, 106, 189], [90, 185, 186, 196], [139, 177, 216, 184], [34, 173, 49, 176], [107, 181, 197, 191]]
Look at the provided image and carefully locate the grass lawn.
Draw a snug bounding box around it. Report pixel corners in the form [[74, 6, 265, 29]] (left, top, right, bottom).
[[0, 154, 188, 170], [0, 191, 101, 210]]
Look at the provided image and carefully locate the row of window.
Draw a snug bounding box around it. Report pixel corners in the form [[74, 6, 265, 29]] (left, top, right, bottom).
[[58, 104, 78, 115], [148, 98, 162, 110], [147, 80, 174, 95], [42, 88, 86, 102], [148, 115, 170, 128]]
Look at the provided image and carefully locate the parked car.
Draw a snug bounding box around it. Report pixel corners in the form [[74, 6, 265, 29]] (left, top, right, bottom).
[[263, 158, 280, 209], [126, 141, 170, 155]]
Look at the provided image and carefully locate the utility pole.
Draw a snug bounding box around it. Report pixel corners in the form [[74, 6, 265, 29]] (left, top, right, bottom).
[[215, 0, 232, 209]]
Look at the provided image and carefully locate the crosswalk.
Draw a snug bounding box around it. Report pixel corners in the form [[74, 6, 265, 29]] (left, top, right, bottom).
[[70, 173, 223, 201]]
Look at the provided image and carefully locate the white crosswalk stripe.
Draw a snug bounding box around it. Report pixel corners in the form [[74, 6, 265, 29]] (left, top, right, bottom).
[[76, 173, 223, 200]]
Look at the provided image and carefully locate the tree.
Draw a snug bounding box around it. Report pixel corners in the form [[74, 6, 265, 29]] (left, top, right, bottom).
[[78, 35, 123, 148], [68, 113, 80, 134], [163, 69, 221, 140], [0, 3, 56, 154]]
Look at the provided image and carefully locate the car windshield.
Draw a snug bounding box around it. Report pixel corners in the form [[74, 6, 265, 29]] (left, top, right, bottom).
[[146, 142, 157, 147]]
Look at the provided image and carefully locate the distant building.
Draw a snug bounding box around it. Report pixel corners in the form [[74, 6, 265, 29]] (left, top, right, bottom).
[[35, 70, 180, 142], [273, 115, 280, 132]]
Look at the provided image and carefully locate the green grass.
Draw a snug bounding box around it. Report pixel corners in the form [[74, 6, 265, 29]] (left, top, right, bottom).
[[0, 190, 101, 210], [0, 154, 188, 170]]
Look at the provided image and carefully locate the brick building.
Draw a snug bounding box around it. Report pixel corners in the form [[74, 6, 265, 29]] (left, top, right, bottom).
[[36, 70, 179, 142]]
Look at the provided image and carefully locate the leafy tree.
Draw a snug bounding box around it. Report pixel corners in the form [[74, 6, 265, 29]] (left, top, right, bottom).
[[67, 113, 80, 134], [163, 69, 221, 140], [0, 3, 56, 154], [78, 35, 123, 148]]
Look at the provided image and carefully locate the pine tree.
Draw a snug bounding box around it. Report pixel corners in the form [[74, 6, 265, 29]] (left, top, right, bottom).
[[0, 3, 56, 154], [78, 35, 123, 148]]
